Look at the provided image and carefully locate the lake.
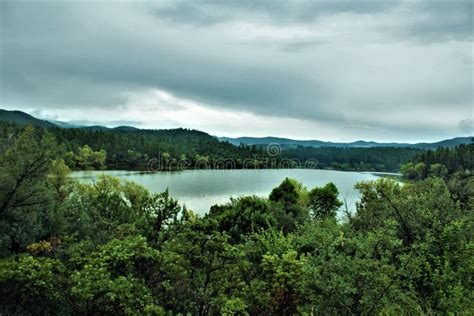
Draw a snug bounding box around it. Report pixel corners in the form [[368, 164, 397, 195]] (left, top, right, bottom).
[[71, 169, 393, 216]]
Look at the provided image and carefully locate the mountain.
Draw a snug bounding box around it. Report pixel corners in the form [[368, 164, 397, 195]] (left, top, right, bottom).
[[1, 109, 471, 150], [112, 126, 139, 132], [412, 138, 474, 150], [0, 109, 145, 132], [218, 136, 416, 148], [219, 136, 473, 150], [0, 109, 56, 128]]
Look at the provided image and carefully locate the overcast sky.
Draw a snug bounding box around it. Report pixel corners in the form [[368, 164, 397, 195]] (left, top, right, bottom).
[[1, 0, 472, 142]]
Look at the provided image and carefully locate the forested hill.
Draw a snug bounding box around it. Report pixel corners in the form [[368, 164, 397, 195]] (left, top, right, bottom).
[[0, 121, 421, 172], [0, 109, 56, 128], [0, 121, 262, 170]]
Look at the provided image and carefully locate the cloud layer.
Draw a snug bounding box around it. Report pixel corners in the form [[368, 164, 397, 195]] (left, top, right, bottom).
[[1, 0, 472, 141]]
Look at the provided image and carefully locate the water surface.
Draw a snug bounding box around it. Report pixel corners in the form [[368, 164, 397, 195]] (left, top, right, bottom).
[[71, 169, 388, 216]]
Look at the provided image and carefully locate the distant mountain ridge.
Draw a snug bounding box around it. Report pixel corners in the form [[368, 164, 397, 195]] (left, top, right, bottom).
[[219, 136, 473, 150], [0, 109, 471, 150], [0, 109, 57, 128], [0, 109, 136, 132]]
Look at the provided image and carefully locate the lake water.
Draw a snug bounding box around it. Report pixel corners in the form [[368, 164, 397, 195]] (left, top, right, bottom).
[[71, 169, 391, 216]]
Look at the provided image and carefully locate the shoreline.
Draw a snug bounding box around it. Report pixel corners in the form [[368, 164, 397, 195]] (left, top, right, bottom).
[[70, 167, 402, 174]]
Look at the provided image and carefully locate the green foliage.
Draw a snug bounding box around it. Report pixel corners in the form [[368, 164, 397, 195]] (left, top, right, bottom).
[[400, 161, 418, 179], [0, 125, 472, 314], [155, 219, 245, 314], [44, 124, 263, 170], [297, 221, 418, 314], [261, 250, 306, 314], [402, 142, 474, 213], [65, 145, 107, 170], [239, 229, 300, 314], [308, 182, 343, 219], [61, 175, 187, 247], [352, 178, 473, 313], [447, 172, 474, 211], [269, 178, 309, 232], [269, 178, 300, 206], [282, 145, 421, 172], [48, 158, 71, 201], [402, 143, 474, 180], [70, 236, 164, 314], [0, 255, 69, 315], [219, 297, 248, 315], [209, 196, 276, 243], [400, 161, 428, 180], [0, 127, 58, 256], [430, 162, 448, 178]]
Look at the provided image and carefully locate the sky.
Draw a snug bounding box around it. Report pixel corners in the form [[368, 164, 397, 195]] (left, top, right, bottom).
[[0, 0, 473, 142]]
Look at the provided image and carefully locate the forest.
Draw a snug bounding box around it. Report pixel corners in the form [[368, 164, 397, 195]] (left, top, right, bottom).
[[401, 143, 473, 180], [281, 145, 421, 172], [0, 125, 472, 314], [0, 122, 421, 172]]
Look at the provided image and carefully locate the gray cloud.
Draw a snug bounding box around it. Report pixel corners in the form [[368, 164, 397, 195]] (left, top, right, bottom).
[[400, 1, 473, 42], [151, 0, 398, 26], [152, 0, 472, 42], [459, 118, 473, 134], [0, 0, 472, 141]]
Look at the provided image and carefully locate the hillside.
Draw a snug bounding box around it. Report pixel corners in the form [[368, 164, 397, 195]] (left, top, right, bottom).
[[0, 109, 56, 128]]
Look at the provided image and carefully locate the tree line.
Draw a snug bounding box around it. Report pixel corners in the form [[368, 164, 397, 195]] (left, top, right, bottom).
[[281, 145, 421, 172], [0, 126, 472, 314], [0, 122, 422, 172], [401, 142, 473, 180]]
